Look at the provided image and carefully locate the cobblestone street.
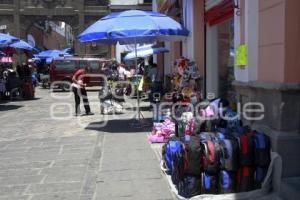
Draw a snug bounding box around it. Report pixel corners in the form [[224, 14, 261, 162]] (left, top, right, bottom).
[[0, 88, 173, 200]]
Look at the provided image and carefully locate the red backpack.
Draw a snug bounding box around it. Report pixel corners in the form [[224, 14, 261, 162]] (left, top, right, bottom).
[[239, 127, 254, 166], [201, 140, 221, 175]]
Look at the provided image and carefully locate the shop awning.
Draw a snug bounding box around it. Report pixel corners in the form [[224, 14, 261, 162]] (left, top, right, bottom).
[[205, 0, 234, 26]]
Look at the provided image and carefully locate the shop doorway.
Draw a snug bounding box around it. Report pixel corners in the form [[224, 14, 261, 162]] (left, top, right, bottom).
[[206, 18, 235, 104], [217, 19, 235, 103]]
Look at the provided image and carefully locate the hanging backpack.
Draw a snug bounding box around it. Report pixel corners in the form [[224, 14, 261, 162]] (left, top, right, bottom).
[[185, 136, 202, 176], [199, 132, 215, 141], [218, 170, 236, 194], [239, 127, 254, 166], [219, 138, 239, 171], [201, 140, 221, 175], [163, 138, 187, 185], [253, 131, 271, 167], [254, 167, 268, 189], [236, 166, 255, 192], [201, 172, 218, 194], [177, 175, 201, 198], [219, 108, 243, 134]]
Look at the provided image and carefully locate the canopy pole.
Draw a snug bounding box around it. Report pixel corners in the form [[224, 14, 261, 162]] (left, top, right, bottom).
[[134, 37, 140, 121]]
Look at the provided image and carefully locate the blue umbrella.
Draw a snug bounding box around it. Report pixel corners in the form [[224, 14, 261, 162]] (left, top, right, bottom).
[[0, 33, 19, 46], [78, 10, 189, 44], [78, 10, 189, 120], [124, 45, 169, 60], [9, 39, 34, 51]]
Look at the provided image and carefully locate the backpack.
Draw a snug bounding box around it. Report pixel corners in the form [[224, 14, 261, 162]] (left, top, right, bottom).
[[185, 136, 202, 176], [163, 138, 187, 184], [253, 131, 271, 167], [177, 175, 201, 198], [239, 127, 254, 166], [219, 108, 242, 133], [218, 170, 236, 194], [254, 167, 268, 189], [201, 140, 221, 175], [236, 166, 255, 192], [199, 132, 216, 141], [201, 172, 218, 194], [219, 138, 239, 171]]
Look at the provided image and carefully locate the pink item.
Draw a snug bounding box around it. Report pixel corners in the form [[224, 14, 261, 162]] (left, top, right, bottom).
[[201, 105, 215, 118], [148, 134, 165, 143]]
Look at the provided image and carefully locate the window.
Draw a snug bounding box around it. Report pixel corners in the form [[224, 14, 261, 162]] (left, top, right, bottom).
[[0, 0, 13, 4], [54, 60, 76, 70], [89, 61, 99, 70], [79, 60, 88, 68]]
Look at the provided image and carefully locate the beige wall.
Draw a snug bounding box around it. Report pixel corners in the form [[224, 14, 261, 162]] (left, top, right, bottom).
[[257, 0, 300, 83], [285, 0, 300, 83], [258, 0, 285, 82]]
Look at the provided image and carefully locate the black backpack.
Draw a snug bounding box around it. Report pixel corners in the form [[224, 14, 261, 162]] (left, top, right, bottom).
[[185, 136, 202, 176], [177, 175, 201, 198], [219, 138, 239, 171], [236, 166, 255, 192]]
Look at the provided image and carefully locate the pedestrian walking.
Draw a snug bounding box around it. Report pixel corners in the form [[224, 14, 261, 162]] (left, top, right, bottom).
[[72, 66, 94, 116]]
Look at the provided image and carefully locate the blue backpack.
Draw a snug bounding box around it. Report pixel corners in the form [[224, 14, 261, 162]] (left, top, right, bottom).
[[163, 139, 186, 184], [220, 108, 242, 134], [201, 172, 217, 194], [218, 170, 236, 194], [253, 131, 271, 167]]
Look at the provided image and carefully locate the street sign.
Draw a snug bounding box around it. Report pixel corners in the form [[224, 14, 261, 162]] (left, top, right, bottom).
[[235, 44, 248, 66]]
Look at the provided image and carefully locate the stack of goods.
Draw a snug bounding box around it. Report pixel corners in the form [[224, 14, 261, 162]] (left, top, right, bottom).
[[99, 83, 124, 115], [161, 108, 271, 198], [148, 118, 175, 143]]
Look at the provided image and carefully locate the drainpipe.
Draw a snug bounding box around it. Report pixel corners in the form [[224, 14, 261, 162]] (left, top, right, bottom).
[[203, 2, 207, 99]]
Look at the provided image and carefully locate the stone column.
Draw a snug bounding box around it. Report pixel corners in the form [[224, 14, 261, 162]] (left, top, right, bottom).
[[13, 0, 20, 37], [77, 0, 85, 55]]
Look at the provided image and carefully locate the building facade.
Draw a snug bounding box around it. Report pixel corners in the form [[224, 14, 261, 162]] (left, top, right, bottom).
[[0, 0, 110, 56], [155, 0, 300, 196]]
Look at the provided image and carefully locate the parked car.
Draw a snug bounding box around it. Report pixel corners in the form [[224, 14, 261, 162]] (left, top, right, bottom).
[[49, 57, 110, 91]]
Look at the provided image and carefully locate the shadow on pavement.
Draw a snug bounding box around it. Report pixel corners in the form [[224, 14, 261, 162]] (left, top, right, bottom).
[[124, 106, 151, 112], [0, 104, 23, 111], [85, 118, 152, 133]]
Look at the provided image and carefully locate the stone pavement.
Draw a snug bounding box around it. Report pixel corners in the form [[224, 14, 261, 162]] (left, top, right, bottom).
[[0, 88, 174, 200]]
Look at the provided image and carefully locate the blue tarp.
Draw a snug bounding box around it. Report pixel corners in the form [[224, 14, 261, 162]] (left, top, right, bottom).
[[124, 45, 169, 60]]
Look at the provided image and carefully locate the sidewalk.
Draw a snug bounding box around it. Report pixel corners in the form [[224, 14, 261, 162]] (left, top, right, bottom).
[[87, 99, 174, 200]]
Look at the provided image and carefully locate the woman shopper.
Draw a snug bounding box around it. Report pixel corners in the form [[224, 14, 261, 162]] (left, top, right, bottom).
[[72, 66, 94, 116]]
